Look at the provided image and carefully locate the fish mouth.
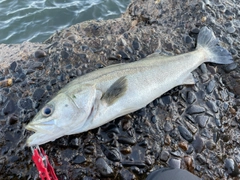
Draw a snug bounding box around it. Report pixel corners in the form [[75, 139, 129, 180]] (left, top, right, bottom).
[[26, 132, 60, 146], [25, 119, 56, 134], [25, 124, 37, 132]]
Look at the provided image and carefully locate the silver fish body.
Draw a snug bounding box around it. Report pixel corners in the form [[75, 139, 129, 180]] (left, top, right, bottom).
[[26, 27, 233, 146]]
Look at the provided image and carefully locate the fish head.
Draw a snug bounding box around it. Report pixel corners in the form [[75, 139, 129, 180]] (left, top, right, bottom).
[[26, 92, 90, 146], [26, 84, 100, 146]]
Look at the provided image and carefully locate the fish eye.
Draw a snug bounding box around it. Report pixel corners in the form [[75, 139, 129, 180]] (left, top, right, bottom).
[[42, 105, 54, 117]]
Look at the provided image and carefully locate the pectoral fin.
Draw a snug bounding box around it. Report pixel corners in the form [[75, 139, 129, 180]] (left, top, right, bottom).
[[182, 73, 195, 85], [102, 76, 127, 105]]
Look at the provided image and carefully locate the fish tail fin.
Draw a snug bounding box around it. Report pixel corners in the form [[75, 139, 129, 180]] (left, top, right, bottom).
[[196, 26, 233, 64]]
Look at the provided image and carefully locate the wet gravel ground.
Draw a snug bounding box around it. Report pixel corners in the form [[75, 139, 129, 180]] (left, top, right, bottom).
[[0, 0, 240, 179]]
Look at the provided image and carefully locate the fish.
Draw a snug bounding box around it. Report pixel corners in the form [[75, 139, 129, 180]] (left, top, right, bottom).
[[26, 27, 233, 146]]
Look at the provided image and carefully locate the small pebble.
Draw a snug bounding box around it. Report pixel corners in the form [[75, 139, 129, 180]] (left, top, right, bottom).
[[206, 80, 215, 94], [95, 158, 114, 177], [200, 64, 208, 74], [0, 79, 13, 88], [178, 141, 188, 151], [196, 115, 209, 128], [224, 158, 240, 177], [215, 118, 222, 128], [120, 169, 136, 180], [101, 144, 121, 162], [186, 91, 196, 104], [168, 158, 181, 169], [61, 51, 69, 59], [8, 115, 18, 125], [9, 62, 17, 72], [118, 135, 136, 145], [132, 39, 141, 50], [224, 22, 236, 33], [117, 50, 130, 60], [184, 120, 198, 134], [3, 99, 17, 115], [225, 9, 235, 17], [170, 149, 183, 157], [160, 150, 170, 162], [196, 154, 206, 165], [120, 146, 132, 155], [186, 105, 205, 115], [178, 126, 193, 142], [206, 100, 218, 113], [72, 155, 86, 164], [69, 138, 80, 148], [205, 140, 216, 150], [19, 98, 33, 110], [164, 121, 173, 132], [192, 136, 204, 153], [84, 145, 95, 154], [184, 156, 194, 172], [34, 50, 47, 58], [33, 88, 45, 101]]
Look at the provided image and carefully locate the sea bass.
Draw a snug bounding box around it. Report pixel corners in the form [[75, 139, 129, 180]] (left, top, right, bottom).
[[26, 27, 233, 146]]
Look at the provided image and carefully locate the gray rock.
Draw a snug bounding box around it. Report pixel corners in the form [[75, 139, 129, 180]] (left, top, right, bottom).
[[96, 158, 114, 177]]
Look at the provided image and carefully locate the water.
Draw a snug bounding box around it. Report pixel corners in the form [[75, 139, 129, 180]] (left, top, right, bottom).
[[0, 0, 130, 44]]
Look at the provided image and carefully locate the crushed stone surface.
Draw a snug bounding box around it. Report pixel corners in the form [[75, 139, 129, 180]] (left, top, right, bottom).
[[0, 0, 240, 179]]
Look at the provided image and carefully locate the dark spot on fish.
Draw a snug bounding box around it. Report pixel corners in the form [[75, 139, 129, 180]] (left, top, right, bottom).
[[72, 95, 76, 99]]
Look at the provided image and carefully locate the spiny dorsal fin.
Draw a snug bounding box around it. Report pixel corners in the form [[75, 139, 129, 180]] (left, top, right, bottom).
[[102, 76, 127, 105], [105, 63, 125, 68], [145, 51, 170, 59]]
